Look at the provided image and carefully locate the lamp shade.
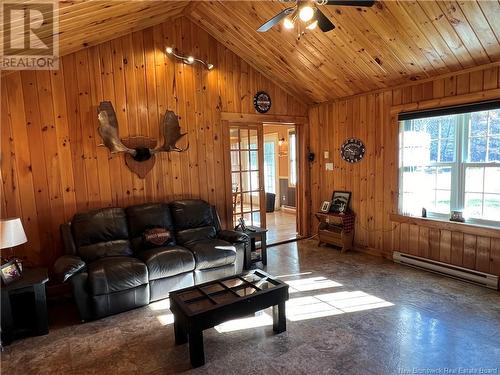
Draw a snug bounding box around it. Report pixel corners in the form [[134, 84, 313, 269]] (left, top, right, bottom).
[[0, 218, 27, 249]]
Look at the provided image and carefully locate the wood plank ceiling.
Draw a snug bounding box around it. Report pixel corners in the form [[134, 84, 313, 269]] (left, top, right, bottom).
[[188, 0, 500, 103], [2, 1, 499, 104], [0, 1, 190, 59]]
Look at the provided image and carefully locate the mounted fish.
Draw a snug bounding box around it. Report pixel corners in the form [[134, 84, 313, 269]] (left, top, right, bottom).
[[96, 101, 189, 178]]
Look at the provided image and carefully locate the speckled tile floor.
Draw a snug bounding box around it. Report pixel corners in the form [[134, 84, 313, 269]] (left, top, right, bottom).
[[2, 240, 499, 375]]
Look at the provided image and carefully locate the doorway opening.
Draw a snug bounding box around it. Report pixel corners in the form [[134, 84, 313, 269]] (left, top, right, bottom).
[[263, 124, 298, 244]]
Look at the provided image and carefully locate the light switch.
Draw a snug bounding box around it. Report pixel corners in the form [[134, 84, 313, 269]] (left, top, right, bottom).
[[325, 163, 334, 171], [324, 151, 329, 159]]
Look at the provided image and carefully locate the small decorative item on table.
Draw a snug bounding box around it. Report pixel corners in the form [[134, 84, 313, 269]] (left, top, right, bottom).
[[320, 200, 331, 213], [450, 210, 465, 223], [0, 260, 22, 285], [315, 210, 355, 252], [330, 191, 351, 214]]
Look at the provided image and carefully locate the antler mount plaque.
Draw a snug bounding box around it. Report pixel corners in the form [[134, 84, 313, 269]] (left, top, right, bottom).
[[97, 101, 189, 178]]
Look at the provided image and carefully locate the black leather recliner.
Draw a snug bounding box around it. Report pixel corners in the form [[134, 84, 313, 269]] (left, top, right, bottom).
[[54, 199, 249, 321]]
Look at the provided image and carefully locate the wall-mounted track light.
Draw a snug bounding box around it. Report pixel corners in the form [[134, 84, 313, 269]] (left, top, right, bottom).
[[165, 47, 214, 70]]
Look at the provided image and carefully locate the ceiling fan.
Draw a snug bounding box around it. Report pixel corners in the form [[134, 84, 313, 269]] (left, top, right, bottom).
[[257, 0, 375, 33]]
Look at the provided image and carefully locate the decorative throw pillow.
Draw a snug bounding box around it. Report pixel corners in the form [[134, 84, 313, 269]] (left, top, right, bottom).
[[143, 227, 172, 247]]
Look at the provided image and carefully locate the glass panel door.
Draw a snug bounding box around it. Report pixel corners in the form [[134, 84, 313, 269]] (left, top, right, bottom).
[[230, 125, 265, 228]]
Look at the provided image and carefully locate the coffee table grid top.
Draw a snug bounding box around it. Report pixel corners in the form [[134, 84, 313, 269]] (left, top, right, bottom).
[[173, 270, 282, 314]]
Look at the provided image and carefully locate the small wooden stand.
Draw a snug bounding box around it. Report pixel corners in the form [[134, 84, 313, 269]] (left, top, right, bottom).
[[315, 212, 354, 252]]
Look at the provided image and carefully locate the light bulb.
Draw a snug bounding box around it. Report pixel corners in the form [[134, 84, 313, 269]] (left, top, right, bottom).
[[166, 47, 173, 54], [299, 6, 314, 22], [187, 56, 194, 63], [306, 20, 318, 30], [283, 18, 294, 29], [207, 63, 214, 70]]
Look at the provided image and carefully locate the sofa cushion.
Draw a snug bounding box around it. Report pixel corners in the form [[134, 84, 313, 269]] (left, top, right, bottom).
[[126, 203, 176, 251], [137, 246, 195, 280], [170, 200, 215, 230], [78, 240, 133, 263], [185, 239, 237, 270], [72, 208, 129, 247], [88, 257, 148, 296], [176, 226, 216, 246]]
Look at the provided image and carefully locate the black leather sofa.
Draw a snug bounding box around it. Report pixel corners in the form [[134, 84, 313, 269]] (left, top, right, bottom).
[[54, 199, 250, 321]]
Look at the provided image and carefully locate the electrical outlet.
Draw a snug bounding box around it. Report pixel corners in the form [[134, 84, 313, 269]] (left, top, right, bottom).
[[325, 163, 334, 171]]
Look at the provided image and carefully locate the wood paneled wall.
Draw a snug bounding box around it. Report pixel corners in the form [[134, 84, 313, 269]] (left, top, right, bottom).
[[309, 63, 500, 276], [0, 17, 307, 267]]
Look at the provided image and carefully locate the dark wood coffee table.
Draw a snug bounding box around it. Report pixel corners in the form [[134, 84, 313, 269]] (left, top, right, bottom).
[[169, 270, 289, 367]]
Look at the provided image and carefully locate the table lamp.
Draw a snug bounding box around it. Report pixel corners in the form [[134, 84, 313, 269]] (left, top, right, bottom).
[[0, 218, 27, 269]]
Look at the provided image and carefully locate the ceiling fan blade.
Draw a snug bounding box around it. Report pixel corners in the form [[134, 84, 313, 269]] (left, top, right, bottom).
[[315, 8, 336, 32], [257, 7, 296, 32], [323, 0, 375, 6]]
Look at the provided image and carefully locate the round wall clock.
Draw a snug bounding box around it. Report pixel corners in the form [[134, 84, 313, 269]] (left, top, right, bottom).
[[341, 138, 366, 163], [253, 91, 272, 113]]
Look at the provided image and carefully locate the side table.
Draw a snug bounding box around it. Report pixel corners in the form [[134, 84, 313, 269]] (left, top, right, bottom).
[[237, 226, 268, 269], [1, 267, 49, 345]]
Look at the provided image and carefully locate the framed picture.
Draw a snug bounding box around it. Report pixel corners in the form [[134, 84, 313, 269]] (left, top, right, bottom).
[[320, 201, 331, 213], [1, 260, 22, 285], [330, 191, 351, 214]]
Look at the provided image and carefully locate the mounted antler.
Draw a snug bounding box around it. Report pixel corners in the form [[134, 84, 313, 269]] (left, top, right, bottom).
[[151, 110, 189, 154], [97, 101, 137, 157], [97, 102, 189, 163]]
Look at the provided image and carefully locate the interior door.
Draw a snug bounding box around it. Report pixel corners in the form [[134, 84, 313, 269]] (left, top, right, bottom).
[[227, 124, 266, 229]]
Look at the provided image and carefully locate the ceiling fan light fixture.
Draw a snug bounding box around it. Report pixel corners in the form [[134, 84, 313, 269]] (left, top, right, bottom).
[[299, 5, 315, 22], [283, 17, 295, 29], [306, 19, 318, 30]]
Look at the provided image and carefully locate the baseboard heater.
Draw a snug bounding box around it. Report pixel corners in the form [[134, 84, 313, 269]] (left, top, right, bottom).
[[393, 251, 499, 290]]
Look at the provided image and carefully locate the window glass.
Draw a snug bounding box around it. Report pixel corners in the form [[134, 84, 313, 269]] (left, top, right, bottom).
[[289, 131, 297, 186], [399, 108, 500, 225], [264, 140, 276, 194]]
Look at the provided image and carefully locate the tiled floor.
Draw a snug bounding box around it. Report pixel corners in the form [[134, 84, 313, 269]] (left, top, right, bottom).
[[266, 210, 297, 243], [2, 240, 499, 374]]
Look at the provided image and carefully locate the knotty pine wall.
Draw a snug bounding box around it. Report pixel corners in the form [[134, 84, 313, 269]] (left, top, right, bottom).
[[309, 64, 500, 276], [0, 17, 307, 267]]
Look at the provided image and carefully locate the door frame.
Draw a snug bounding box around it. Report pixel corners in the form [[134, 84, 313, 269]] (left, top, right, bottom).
[[221, 113, 310, 237]]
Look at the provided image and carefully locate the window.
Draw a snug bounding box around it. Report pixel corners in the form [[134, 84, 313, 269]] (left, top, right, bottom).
[[289, 130, 297, 186], [264, 138, 277, 194], [399, 103, 500, 226]]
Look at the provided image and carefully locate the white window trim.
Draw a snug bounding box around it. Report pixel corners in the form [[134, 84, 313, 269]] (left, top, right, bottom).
[[399, 111, 500, 228]]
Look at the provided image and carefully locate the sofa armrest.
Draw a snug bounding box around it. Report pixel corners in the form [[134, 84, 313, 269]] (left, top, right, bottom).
[[53, 255, 86, 283], [218, 230, 250, 245]]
